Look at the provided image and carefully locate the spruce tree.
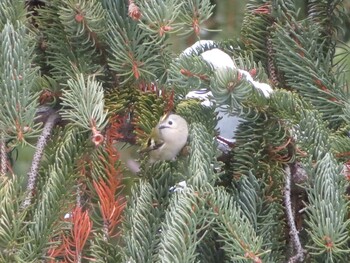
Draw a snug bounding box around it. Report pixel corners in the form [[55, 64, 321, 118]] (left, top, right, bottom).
[[0, 0, 350, 262]]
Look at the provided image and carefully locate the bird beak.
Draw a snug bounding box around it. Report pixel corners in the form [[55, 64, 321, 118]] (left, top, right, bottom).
[[159, 124, 168, 130]]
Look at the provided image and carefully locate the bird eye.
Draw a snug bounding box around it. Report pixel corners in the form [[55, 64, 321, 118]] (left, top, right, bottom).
[[168, 121, 173, 125]]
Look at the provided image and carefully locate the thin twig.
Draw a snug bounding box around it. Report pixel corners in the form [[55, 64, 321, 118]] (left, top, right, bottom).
[[0, 132, 7, 177], [76, 183, 82, 208], [21, 112, 60, 209], [284, 165, 305, 263], [103, 221, 109, 241], [267, 37, 279, 87]]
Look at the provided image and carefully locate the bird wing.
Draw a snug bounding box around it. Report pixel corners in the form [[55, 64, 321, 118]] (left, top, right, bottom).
[[139, 137, 164, 153]]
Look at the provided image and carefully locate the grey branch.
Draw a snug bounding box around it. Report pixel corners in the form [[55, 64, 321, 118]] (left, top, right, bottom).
[[284, 165, 305, 263], [21, 111, 60, 209], [0, 132, 6, 177]]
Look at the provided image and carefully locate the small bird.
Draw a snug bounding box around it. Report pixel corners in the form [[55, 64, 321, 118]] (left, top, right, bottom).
[[141, 113, 189, 163]]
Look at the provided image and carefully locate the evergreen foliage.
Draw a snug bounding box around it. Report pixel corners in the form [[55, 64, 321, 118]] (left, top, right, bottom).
[[0, 22, 40, 141], [0, 0, 349, 262]]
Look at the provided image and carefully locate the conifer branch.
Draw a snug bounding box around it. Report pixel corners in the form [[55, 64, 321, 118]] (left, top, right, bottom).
[[0, 176, 27, 262], [93, 176, 125, 239], [0, 22, 40, 141], [211, 187, 268, 261], [89, 137, 126, 239], [63, 206, 93, 263], [0, 0, 347, 261], [122, 162, 178, 262], [105, 0, 172, 86], [188, 122, 218, 187], [240, 1, 274, 65], [273, 21, 343, 126], [21, 112, 60, 210], [233, 172, 285, 261], [18, 127, 88, 261], [137, 0, 183, 37], [284, 165, 305, 263], [0, 0, 26, 29], [89, 231, 122, 262], [178, 0, 215, 36], [158, 186, 212, 262], [304, 153, 350, 259], [60, 74, 108, 135]]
